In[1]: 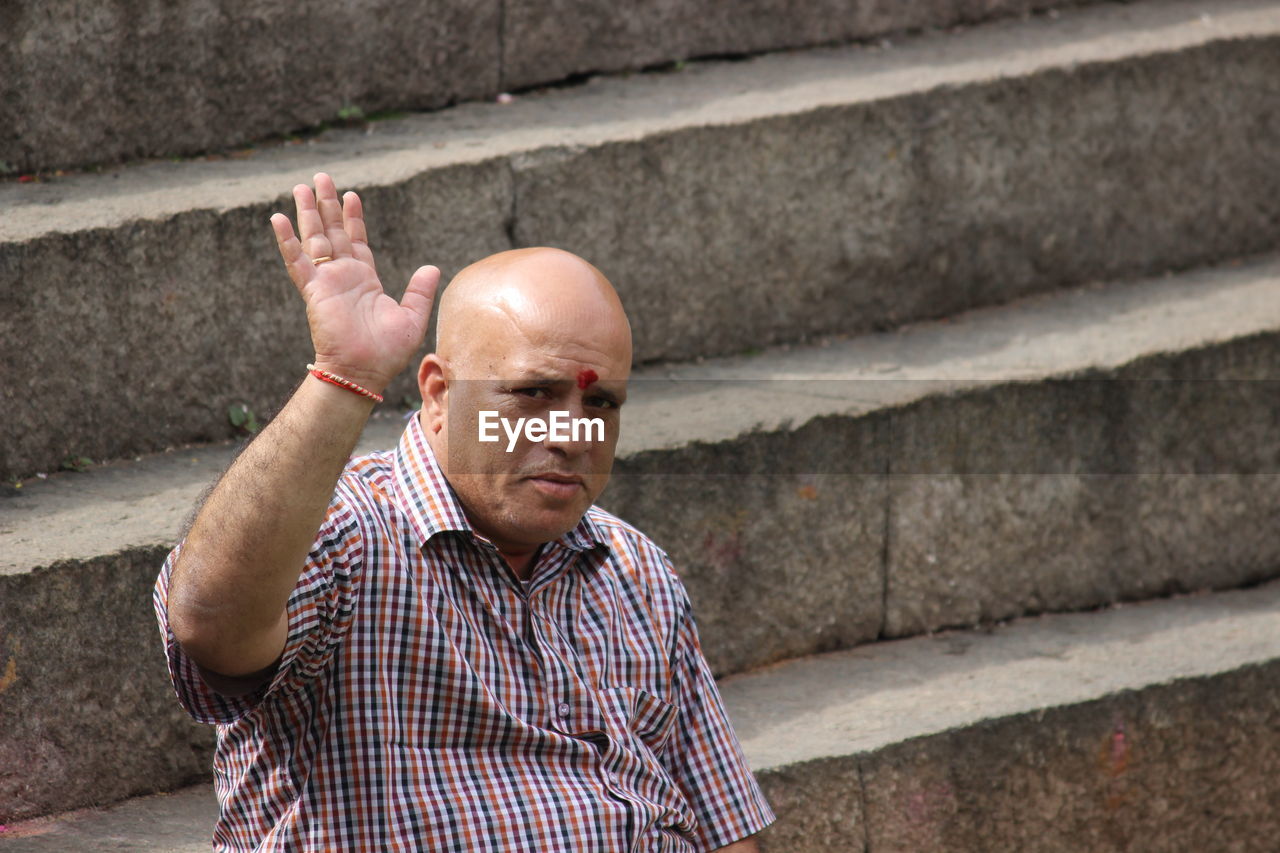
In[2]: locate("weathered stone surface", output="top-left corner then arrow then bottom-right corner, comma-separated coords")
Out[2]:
6,254 -> 1280,819
732,582 -> 1280,850
0,0 -> 500,174
0,785 -> 215,852
0,161 -> 512,481
858,664 -> 1280,851
512,35 -> 1280,364
600,417 -> 889,677
5,1 -> 1279,480
884,339 -> 1280,637
502,0 -> 1098,91
11,581 -> 1280,849
0,548 -> 214,824
1,0 -> 1118,175
753,757 -> 867,852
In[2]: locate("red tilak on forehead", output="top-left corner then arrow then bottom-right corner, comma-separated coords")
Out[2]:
576,368 -> 598,390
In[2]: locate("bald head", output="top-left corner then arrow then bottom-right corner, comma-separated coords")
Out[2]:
435,247 -> 631,376
416,247 -> 632,568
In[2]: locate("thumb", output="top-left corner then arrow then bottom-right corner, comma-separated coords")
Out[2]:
400,265 -> 441,325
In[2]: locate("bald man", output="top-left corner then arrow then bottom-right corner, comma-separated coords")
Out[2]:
155,174 -> 774,852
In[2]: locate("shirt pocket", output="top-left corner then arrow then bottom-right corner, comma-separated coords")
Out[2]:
597,685 -> 680,756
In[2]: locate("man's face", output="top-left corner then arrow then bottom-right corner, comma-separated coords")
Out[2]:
427,312 -> 630,556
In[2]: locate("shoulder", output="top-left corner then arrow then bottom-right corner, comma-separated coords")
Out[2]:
331,448 -> 398,514
307,448 -> 400,550
585,505 -> 684,591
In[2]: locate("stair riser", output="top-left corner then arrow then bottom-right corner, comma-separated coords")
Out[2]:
515,37 -> 1280,364
0,162 -> 513,482
602,335 -> 1280,675
503,0 -> 1100,94
0,0 -> 501,175
0,548 -> 212,823
755,661 -> 1280,851
6,35 -> 1278,481
4,1 -> 1103,174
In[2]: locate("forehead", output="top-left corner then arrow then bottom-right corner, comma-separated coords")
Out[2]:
471,299 -> 631,381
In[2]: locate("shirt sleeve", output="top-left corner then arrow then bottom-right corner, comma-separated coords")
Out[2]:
152,485 -> 366,725
661,571 -> 776,851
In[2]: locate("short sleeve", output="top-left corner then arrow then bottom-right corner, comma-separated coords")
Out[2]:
661,574 -> 776,850
152,487 -> 365,725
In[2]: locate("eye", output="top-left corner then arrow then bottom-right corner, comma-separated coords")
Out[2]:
585,395 -> 618,410
513,386 -> 551,399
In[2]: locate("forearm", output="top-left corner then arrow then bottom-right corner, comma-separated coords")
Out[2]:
167,375 -> 374,675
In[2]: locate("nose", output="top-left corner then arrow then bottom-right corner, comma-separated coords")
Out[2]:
542,399 -> 603,460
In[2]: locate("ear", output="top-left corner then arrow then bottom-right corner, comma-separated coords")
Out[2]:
418,353 -> 449,435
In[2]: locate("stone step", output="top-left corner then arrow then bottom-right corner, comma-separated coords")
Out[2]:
5,0 -> 1280,480
5,0 -> 1106,175
7,580 -> 1278,851
4,252 -> 1280,820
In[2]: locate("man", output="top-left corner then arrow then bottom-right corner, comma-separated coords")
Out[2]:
154,173 -> 774,851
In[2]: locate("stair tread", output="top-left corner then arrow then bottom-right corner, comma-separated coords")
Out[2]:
4,0 -> 1274,245
6,579 -> 1276,849
5,252 -> 1279,576
723,579 -> 1280,770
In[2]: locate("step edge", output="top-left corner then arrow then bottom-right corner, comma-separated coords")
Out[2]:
4,0 -> 1275,244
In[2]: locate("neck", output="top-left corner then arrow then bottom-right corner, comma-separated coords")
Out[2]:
500,545 -> 539,580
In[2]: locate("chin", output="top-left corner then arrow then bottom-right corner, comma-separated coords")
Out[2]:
505,497 -> 588,544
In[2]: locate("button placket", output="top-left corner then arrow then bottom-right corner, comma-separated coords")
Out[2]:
529,579 -> 607,739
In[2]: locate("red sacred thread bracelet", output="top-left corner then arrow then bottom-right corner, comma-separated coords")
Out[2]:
306,364 -> 384,403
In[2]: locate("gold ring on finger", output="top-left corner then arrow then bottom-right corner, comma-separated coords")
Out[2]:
312,256 -> 334,265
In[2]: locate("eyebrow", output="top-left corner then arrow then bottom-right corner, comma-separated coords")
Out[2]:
509,376 -> 626,407
587,386 -> 625,407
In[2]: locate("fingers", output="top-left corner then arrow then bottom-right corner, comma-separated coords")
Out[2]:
313,173 -> 354,258
270,212 -> 313,292
292,182 -> 330,260
401,265 -> 442,325
342,191 -> 377,271
274,174 -> 378,298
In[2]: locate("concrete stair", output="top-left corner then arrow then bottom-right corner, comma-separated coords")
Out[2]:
5,0 -> 1280,481
5,252 -> 1280,825
5,0 -> 1280,847
4,0 -> 1108,175
5,580 -> 1278,850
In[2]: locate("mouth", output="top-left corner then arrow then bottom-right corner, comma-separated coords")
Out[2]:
526,472 -> 584,499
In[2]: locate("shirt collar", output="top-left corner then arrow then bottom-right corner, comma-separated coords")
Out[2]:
392,413 -> 608,555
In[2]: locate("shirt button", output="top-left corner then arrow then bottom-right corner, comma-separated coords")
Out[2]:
556,702 -> 571,718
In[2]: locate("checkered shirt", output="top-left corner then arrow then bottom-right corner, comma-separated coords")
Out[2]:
153,413 -> 774,851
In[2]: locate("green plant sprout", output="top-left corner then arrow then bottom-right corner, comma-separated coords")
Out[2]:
228,403 -> 261,434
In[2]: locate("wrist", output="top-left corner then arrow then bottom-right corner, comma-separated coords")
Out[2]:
306,363 -> 386,403
307,356 -> 393,393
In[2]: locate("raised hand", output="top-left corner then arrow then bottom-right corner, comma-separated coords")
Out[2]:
270,172 -> 440,395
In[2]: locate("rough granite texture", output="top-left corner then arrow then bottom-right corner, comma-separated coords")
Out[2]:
600,420 -> 890,677
511,37 -> 1280,364
884,338 -> 1280,637
7,583 -> 1280,849
5,254 -> 1280,819
850,664 -> 1280,852
4,2 -> 1279,480
0,0 -> 501,174
501,0 -> 1100,90
0,160 -> 512,481
0,548 -> 213,824
3,0 -> 1106,174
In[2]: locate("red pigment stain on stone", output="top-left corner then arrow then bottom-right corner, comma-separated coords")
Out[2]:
577,369 -> 598,390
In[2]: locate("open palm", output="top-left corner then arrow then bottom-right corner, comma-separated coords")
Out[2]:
270,172 -> 440,394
